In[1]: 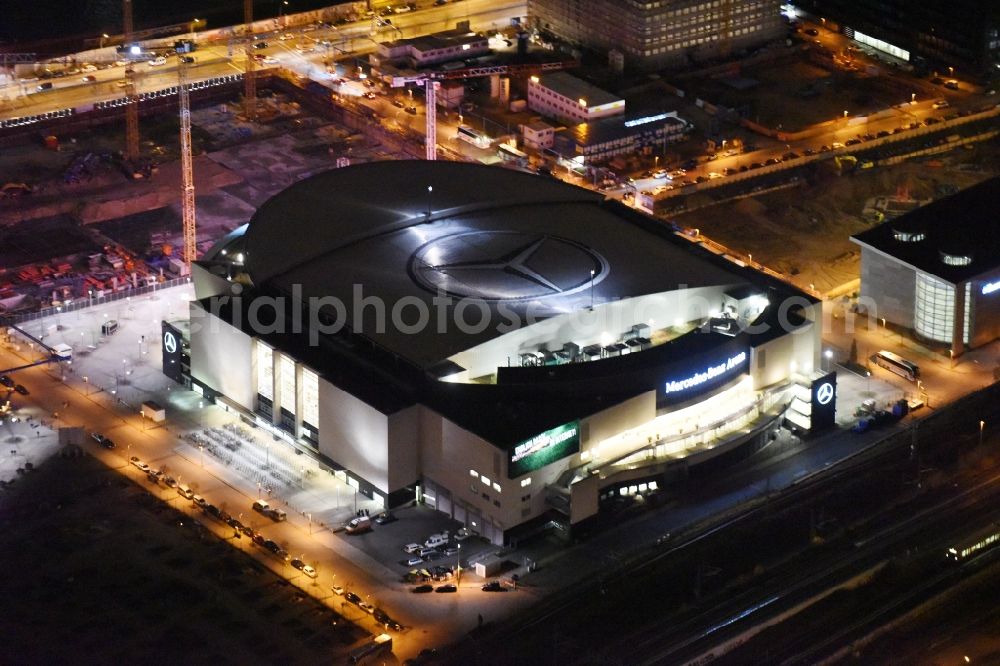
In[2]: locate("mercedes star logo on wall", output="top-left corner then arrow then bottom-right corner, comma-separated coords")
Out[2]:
816,382 -> 834,405
163,331 -> 178,355
409,231 -> 609,301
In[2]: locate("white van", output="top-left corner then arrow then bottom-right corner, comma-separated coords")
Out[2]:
176,484 -> 194,500
424,533 -> 448,548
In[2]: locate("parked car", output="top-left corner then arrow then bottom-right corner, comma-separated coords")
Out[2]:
82,75 -> 97,82
91,433 -> 116,449
177,484 -> 194,500
345,591 -> 362,605
147,56 -> 168,67
0,376 -> 13,388
346,516 -> 372,534
407,556 -> 424,567
435,584 -> 457,593
411,584 -> 434,593
405,105 -> 418,115
163,476 -> 178,488
455,527 -> 472,541
301,565 -> 318,578
331,584 -> 344,595
404,543 -> 422,554
482,581 -> 507,592
191,494 -> 207,508
374,511 -> 397,525
291,558 -> 306,571
129,457 -> 150,472
358,601 -> 376,613
14,384 -> 29,395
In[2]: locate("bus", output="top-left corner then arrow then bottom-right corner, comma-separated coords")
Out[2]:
870,350 -> 919,381
946,524 -> 1000,563
348,634 -> 392,664
457,124 -> 491,149
497,142 -> 529,167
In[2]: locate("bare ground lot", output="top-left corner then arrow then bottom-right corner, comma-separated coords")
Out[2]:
685,57 -> 902,132
0,452 -> 366,665
675,144 -> 1000,294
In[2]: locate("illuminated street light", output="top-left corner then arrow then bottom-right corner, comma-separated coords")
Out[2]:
980,420 -> 986,447
578,98 -> 587,107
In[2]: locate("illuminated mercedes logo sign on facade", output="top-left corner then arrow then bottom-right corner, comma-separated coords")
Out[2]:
816,382 -> 834,405
409,231 -> 609,301
163,331 -> 178,354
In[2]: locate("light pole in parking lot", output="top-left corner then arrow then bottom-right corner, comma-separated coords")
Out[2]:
308,512 -> 313,534
199,445 -> 204,467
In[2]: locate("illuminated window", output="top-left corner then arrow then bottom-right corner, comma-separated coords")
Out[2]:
481,474 -> 491,486
520,477 -> 532,488
469,469 -> 479,478
492,482 -> 501,493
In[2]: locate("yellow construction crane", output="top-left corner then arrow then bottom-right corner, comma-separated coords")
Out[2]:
178,58 -> 196,267
244,0 -> 257,121
123,0 -> 139,160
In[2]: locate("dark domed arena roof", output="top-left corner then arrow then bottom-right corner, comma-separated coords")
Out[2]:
240,161 -> 746,368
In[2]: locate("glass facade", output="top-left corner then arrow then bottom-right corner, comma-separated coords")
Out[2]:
914,273 -> 971,344
279,354 -> 296,417
256,342 -> 273,400
302,368 -> 319,430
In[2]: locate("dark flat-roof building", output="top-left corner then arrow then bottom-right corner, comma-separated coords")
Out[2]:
553,111 -> 691,163
852,177 -> 1000,355
183,161 -> 827,544
796,0 -> 1000,73
529,0 -> 785,70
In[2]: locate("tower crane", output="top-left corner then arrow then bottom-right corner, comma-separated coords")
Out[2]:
243,0 -> 256,120
178,58 -> 196,267
390,61 -> 576,161
123,0 -> 140,160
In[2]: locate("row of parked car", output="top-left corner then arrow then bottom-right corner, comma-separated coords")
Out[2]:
332,587 -> 404,630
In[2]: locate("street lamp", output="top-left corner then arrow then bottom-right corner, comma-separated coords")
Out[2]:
278,0 -> 289,20
911,92 -> 916,103
980,420 -> 986,446
100,33 -> 110,49
199,444 -> 204,467
589,269 -> 595,310
823,349 -> 833,371
843,110 -> 848,118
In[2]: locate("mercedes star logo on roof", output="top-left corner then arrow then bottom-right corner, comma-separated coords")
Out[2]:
409,231 -> 609,301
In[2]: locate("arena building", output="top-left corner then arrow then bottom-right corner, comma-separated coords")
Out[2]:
177,161 -> 831,544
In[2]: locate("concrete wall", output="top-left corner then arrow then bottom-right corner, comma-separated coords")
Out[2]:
858,246 -> 916,328
387,405 -> 421,491
189,302 -> 255,410
317,376 -> 390,493
583,390 -> 656,449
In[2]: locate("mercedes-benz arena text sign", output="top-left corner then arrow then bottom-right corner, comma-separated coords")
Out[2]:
663,350 -> 748,398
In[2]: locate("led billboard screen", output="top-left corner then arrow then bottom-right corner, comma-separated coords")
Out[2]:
508,421 -> 580,478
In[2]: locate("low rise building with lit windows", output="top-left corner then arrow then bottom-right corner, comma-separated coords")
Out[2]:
178,161 -> 831,544
851,177 -> 1000,355
527,71 -> 625,125
375,28 -> 489,68
552,111 -> 691,164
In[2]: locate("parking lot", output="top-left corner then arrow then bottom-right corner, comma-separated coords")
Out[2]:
336,504 -> 498,578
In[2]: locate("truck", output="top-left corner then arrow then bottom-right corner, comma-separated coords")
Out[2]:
348,634 -> 392,664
